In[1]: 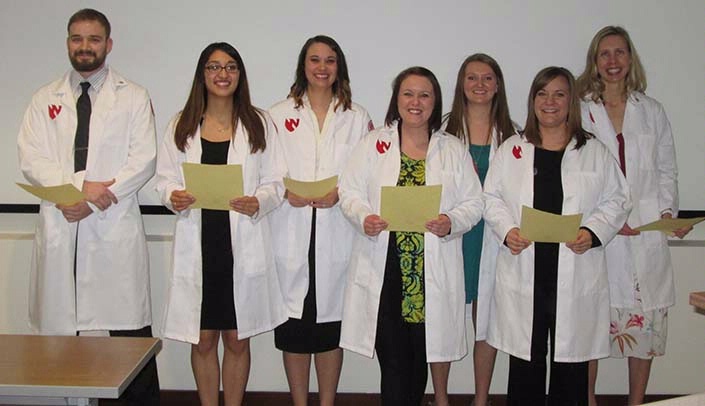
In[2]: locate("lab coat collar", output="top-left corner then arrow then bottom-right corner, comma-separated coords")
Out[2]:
51,67 -> 126,112
387,120 -> 448,161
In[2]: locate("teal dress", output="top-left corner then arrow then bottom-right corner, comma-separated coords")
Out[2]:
463,144 -> 491,303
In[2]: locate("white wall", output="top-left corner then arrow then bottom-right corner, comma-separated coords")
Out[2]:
1,0 -> 704,397
1,0 -> 704,209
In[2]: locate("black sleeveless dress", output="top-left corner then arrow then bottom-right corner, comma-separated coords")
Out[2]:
199,137 -> 237,330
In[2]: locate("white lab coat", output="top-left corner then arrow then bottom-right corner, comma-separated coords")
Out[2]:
473,129 -> 505,341
268,96 -> 372,322
155,112 -> 287,344
17,68 -> 156,334
338,123 -> 484,362
582,94 -> 677,310
442,121 -> 518,341
483,134 -> 631,362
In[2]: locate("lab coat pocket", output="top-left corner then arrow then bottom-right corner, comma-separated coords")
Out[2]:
101,109 -> 130,152
636,198 -> 660,229
242,257 -> 268,278
635,132 -> 657,170
352,265 -> 370,288
563,171 -> 601,212
351,239 -> 375,287
574,248 -> 606,295
237,220 -> 268,277
632,139 -> 657,199
495,249 -> 524,291
270,205 -> 303,261
83,230 -> 146,299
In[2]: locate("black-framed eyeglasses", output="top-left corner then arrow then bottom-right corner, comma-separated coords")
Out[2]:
205,63 -> 239,74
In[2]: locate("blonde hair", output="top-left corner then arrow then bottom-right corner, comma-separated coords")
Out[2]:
577,26 -> 647,102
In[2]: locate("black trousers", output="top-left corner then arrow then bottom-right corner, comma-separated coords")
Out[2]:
375,233 -> 427,406
109,326 -> 160,406
507,242 -> 588,406
507,319 -> 588,406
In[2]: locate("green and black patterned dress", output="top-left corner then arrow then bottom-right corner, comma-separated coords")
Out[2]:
394,152 -> 426,323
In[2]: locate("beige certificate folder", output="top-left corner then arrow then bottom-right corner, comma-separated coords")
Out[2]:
634,216 -> 705,232
182,163 -> 243,210
380,185 -> 442,233
284,175 -> 338,199
17,182 -> 84,205
519,205 -> 583,243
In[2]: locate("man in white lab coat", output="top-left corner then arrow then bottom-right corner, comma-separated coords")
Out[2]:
16,9 -> 158,405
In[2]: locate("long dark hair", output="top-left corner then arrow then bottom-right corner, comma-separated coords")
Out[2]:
523,66 -> 591,149
445,53 -> 514,146
174,42 -> 266,153
384,66 -> 443,135
288,35 -> 352,112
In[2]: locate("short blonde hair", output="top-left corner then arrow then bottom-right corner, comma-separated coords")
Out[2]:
577,26 -> 647,102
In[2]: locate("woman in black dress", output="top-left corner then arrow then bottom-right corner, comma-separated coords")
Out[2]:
268,35 -> 372,406
156,42 -> 286,406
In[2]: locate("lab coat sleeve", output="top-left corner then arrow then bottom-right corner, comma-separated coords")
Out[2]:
359,109 -> 374,135
483,144 -> 518,243
108,87 -> 157,202
252,113 -> 285,221
653,102 -> 678,216
581,146 -> 632,246
154,116 -> 187,215
17,93 -> 72,187
443,148 -> 484,240
339,137 -> 375,238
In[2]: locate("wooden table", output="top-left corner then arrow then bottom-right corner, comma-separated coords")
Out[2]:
689,291 -> 705,311
0,335 -> 161,405
642,392 -> 705,405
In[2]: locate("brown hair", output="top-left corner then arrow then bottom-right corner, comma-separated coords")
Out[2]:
444,53 -> 514,146
384,66 -> 443,135
523,67 -> 591,150
288,35 -> 352,112
174,42 -> 266,154
577,26 -> 647,102
67,8 -> 111,38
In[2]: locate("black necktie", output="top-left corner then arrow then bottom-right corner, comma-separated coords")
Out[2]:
74,81 -> 91,172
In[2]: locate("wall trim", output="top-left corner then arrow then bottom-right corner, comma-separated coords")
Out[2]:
0,204 -> 172,215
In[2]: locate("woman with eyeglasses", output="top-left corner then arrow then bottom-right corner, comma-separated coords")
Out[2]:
155,42 -> 287,406
578,26 -> 691,406
268,35 -> 372,406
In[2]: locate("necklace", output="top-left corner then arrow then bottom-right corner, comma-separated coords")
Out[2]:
205,115 -> 232,133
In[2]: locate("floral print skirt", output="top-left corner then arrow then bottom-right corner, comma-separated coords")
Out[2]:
609,274 -> 669,359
